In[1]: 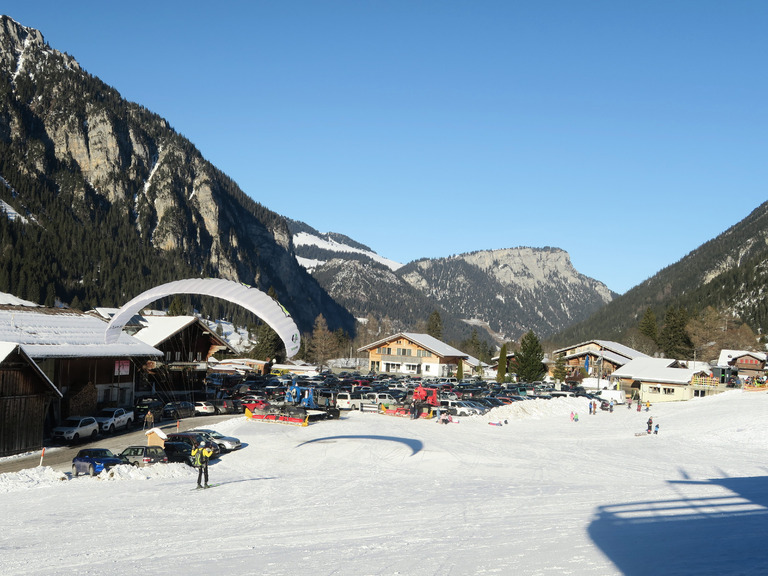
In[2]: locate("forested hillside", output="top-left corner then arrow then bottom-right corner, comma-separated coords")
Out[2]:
0,16 -> 354,334
552,201 -> 768,350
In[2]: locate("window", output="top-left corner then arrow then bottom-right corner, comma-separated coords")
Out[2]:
663,388 -> 675,395
649,386 -> 661,394
424,365 -> 431,372
417,350 -> 432,358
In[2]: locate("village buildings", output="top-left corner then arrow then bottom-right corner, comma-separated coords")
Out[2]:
358,332 -> 469,378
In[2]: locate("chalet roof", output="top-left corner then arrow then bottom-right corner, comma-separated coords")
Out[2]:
554,339 -> 649,361
0,342 -> 61,398
0,291 -> 38,307
0,306 -> 162,359
611,357 -> 710,385
717,349 -> 767,366
132,316 -> 234,353
359,332 -> 467,359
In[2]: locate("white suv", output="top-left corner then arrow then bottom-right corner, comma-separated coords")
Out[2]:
52,416 -> 99,442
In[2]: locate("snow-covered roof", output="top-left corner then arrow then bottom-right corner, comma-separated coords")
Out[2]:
554,339 -> 649,361
567,348 -> 635,368
717,349 -> 767,366
360,332 -> 467,359
132,316 -> 199,347
0,291 -> 38,307
145,427 -> 167,440
0,307 -> 162,359
132,315 -> 234,353
611,357 -> 710,385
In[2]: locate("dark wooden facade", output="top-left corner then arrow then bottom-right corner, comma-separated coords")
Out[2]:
0,346 -> 61,457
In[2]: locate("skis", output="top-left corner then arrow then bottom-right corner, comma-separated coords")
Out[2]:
191,483 -> 221,491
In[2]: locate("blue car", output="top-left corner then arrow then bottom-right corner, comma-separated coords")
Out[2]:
72,448 -> 126,477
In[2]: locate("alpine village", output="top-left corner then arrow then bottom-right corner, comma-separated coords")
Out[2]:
1,14 -> 768,461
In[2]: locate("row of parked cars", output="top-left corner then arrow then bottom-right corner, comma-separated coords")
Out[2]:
70,428 -> 242,477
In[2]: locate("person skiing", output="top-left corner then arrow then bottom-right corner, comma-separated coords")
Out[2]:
654,423 -> 660,435
192,441 -> 214,489
647,417 -> 653,434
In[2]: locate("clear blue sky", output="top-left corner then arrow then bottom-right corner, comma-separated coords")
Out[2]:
6,2 -> 767,294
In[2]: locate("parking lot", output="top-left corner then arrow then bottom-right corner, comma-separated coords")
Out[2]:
0,413 -> 237,475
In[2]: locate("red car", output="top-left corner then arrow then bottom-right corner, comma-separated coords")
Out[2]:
243,399 -> 270,411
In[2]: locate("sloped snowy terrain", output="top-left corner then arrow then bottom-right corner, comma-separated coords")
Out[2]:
2,391 -> 767,575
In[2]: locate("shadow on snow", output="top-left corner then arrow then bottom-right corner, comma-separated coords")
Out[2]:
588,472 -> 768,575
295,435 -> 423,456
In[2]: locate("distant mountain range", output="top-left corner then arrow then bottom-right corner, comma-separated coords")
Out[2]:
287,219 -> 615,342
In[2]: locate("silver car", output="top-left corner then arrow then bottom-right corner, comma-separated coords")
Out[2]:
193,429 -> 241,452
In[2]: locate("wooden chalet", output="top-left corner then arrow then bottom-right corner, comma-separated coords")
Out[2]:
716,350 -> 766,380
551,340 -> 648,381
0,305 -> 162,452
0,343 -> 62,457
130,316 -> 236,400
358,332 -> 468,377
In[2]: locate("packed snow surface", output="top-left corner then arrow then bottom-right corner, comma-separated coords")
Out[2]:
2,391 -> 768,575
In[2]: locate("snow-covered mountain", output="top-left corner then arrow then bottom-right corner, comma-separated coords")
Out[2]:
287,219 -> 402,272
289,216 -> 616,342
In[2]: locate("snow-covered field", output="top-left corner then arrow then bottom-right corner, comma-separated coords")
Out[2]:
2,391 -> 767,575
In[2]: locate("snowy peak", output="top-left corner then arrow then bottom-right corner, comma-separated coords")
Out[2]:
287,219 -> 402,272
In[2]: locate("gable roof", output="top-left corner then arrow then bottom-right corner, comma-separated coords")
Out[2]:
717,349 -> 767,366
554,339 -> 649,361
611,357 -> 709,385
0,306 -> 162,359
359,332 -> 468,359
132,316 -> 235,353
0,342 -> 61,398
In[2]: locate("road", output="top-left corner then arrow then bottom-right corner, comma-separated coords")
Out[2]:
0,414 -> 238,475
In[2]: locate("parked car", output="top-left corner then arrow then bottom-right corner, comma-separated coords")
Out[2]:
163,441 -> 194,466
336,391 -> 364,410
134,399 -> 164,424
210,398 -> 240,414
242,398 -> 270,411
194,401 -> 216,415
165,432 -> 221,458
71,448 -> 126,476
94,407 -> 135,433
162,401 -> 196,420
119,445 -> 168,467
193,428 -> 242,452
52,416 -> 99,443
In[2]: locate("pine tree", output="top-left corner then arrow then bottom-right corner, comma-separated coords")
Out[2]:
167,296 -> 187,316
456,360 -> 464,380
513,330 -> 545,382
659,307 -> 694,359
251,322 -> 284,362
552,352 -> 567,383
638,308 -> 658,344
426,310 -> 443,339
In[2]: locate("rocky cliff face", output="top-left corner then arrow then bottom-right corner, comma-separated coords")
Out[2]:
397,247 -> 615,340
0,16 -> 353,333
